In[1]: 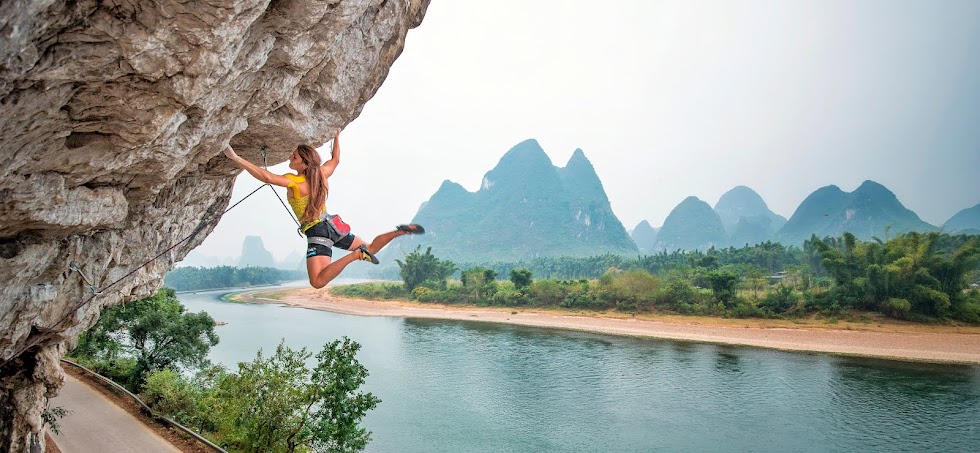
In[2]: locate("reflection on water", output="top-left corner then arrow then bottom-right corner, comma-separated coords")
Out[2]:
180,289 -> 980,453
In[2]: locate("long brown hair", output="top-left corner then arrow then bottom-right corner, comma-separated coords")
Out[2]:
296,144 -> 326,224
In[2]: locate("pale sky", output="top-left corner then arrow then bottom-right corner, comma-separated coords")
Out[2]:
191,0 -> 980,262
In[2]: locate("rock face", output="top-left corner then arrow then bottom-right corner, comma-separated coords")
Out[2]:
0,1 -> 428,450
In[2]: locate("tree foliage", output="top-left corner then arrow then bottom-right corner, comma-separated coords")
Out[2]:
350,233 -> 980,324
143,339 -> 380,453
165,266 -> 305,291
73,288 -> 219,391
509,268 -> 533,291
814,232 -> 980,320
395,245 -> 458,291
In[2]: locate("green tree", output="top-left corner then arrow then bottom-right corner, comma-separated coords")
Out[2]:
395,246 -> 457,291
741,265 -> 767,299
461,266 -> 499,302
308,338 -> 381,452
212,339 -> 379,453
73,288 -> 218,391
811,232 -> 980,320
510,268 -> 533,291
705,269 -> 740,307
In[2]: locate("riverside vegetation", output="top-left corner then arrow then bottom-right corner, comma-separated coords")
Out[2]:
165,266 -> 306,291
335,232 -> 980,324
69,288 -> 378,453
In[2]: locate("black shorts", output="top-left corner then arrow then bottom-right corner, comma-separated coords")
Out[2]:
304,221 -> 355,258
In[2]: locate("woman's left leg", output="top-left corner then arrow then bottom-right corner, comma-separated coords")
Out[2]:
346,229 -> 409,255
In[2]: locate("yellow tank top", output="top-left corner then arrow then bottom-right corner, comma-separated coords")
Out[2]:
284,174 -> 326,233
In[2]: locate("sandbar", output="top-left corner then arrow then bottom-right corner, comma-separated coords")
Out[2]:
229,287 -> 980,366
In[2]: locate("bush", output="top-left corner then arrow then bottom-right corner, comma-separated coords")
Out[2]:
596,268 -> 660,312
333,282 -> 407,300
730,298 -> 764,318
759,286 -> 801,314
880,298 -> 912,319
491,287 -> 525,306
142,368 -> 196,420
954,302 -> 980,324
558,281 -> 607,310
90,358 -> 137,385
656,276 -> 701,310
412,286 -> 434,300
531,280 -> 564,306
953,291 -> 980,324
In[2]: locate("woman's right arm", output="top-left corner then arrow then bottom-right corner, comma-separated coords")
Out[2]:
224,145 -> 292,187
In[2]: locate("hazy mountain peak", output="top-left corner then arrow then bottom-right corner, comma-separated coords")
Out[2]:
495,138 -> 551,167
714,185 -> 786,243
435,179 -> 467,194
559,147 -> 606,200
812,184 -> 846,196
630,220 -> 659,254
239,235 -> 275,268
854,179 -> 896,199
679,195 -> 708,207
568,148 -> 588,163
779,180 -> 936,245
943,203 -> 980,233
423,179 -> 470,211
716,186 -> 765,208
856,179 -> 888,191
653,196 -> 727,251
481,139 -> 557,192
401,139 -> 637,262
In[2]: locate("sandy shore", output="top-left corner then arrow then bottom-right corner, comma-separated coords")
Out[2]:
229,287 -> 980,366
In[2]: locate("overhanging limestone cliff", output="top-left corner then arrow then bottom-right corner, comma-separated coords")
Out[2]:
0,0 -> 429,450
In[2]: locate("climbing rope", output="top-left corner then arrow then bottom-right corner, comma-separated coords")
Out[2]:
3,142 -> 329,366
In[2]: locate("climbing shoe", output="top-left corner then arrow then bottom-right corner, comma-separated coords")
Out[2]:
357,244 -> 379,264
396,224 -> 425,234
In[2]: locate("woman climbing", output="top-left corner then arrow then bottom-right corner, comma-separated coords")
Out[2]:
223,131 -> 424,288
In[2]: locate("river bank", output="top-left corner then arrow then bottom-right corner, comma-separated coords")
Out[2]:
227,287 -> 980,365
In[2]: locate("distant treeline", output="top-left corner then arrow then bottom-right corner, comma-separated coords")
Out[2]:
345,233 -> 980,324
370,234 -> 979,282
165,266 -> 306,291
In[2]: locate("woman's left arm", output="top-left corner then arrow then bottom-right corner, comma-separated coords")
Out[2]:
320,131 -> 340,178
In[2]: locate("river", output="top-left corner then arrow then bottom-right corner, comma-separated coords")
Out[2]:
179,282 -> 980,452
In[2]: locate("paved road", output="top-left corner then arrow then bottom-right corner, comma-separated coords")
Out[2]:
49,374 -> 180,452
